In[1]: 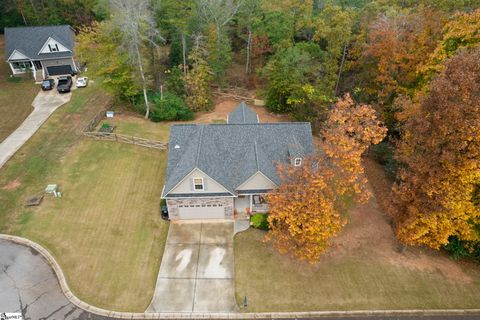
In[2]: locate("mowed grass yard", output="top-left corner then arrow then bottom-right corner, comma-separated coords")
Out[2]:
17,141 -> 168,311
235,230 -> 480,311
98,113 -> 171,142
233,102 -> 480,311
0,35 -> 38,142
0,80 -> 169,311
235,158 -> 480,312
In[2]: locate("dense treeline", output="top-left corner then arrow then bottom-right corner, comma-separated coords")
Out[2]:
0,0 -> 107,31
2,0 -> 480,261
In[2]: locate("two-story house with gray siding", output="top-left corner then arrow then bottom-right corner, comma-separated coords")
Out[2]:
4,25 -> 78,82
162,102 -> 314,220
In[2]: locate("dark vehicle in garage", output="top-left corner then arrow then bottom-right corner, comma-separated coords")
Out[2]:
41,78 -> 55,91
57,76 -> 72,93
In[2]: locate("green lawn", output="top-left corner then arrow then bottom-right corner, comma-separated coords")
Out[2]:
17,141 -> 168,311
235,229 -> 480,311
0,35 -> 38,143
99,114 -> 171,142
0,81 -> 169,311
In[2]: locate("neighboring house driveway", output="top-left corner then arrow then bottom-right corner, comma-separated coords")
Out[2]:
146,222 -> 236,313
0,89 -> 71,169
0,239 -> 107,320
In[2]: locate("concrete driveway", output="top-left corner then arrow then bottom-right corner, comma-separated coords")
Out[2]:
0,89 -> 71,168
146,222 -> 236,313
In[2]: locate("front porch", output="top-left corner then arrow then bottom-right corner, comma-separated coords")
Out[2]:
8,60 -> 44,82
234,194 -> 269,217
233,194 -> 268,235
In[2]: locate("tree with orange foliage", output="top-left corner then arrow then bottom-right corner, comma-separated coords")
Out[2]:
417,9 -> 480,89
362,8 -> 444,102
391,49 -> 480,249
359,8 -> 445,129
266,94 -> 386,263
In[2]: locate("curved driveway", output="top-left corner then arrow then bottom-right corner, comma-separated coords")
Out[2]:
0,89 -> 71,169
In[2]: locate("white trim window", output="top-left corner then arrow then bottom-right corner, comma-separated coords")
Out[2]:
193,177 -> 204,191
294,158 -> 302,166
11,61 -> 32,72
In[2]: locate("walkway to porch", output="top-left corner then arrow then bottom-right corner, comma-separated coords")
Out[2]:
233,196 -> 250,235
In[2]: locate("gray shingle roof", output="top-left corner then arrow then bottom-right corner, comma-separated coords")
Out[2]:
5,25 -> 74,61
164,122 -> 314,196
227,102 -> 259,124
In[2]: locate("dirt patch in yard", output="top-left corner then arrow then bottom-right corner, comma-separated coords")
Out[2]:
2,178 -> 21,190
326,156 -> 475,283
195,97 -> 289,124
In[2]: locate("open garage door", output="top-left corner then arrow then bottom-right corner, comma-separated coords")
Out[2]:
178,205 -> 225,220
47,65 -> 72,76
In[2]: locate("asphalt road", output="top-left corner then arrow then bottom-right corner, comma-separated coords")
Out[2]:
1,239 -> 479,320
0,239 -> 108,320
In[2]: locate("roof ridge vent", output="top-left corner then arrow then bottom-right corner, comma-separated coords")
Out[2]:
254,141 -> 259,171
195,125 -> 205,166
242,102 -> 246,123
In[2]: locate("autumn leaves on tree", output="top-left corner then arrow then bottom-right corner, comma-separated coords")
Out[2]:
266,94 -> 386,263
391,49 -> 480,249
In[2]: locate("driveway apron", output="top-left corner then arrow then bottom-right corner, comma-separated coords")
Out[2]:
146,222 -> 235,313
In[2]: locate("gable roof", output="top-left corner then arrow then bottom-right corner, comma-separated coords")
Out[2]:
227,102 -> 259,124
163,122 -> 314,196
5,25 -> 74,61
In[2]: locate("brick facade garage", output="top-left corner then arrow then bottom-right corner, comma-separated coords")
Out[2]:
167,197 -> 234,220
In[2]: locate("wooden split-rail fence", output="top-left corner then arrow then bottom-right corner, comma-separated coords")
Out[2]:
81,110 -> 168,150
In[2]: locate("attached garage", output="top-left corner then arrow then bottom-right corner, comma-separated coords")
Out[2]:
178,204 -> 225,220
166,197 -> 234,220
46,65 -> 73,76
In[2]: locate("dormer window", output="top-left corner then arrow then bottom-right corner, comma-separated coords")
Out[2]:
48,44 -> 59,52
294,158 -> 302,166
193,177 -> 204,190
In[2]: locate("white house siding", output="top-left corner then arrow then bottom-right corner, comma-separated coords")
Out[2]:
39,37 -> 71,54
167,197 -> 234,220
235,171 -> 276,191
168,168 -> 230,194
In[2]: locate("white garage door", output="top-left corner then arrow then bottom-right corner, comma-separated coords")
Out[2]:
178,205 -> 225,220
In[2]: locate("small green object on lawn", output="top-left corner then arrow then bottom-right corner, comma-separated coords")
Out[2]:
45,184 -> 58,195
99,122 -> 115,133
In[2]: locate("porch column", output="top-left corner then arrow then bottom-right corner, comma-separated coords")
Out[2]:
71,57 -> 78,72
8,62 -> 16,75
30,60 -> 36,80
249,195 -> 252,212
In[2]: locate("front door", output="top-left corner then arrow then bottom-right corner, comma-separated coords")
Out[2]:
235,196 -> 250,213
33,60 -> 42,70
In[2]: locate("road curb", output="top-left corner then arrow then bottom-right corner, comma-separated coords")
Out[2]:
1,234 -> 480,319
